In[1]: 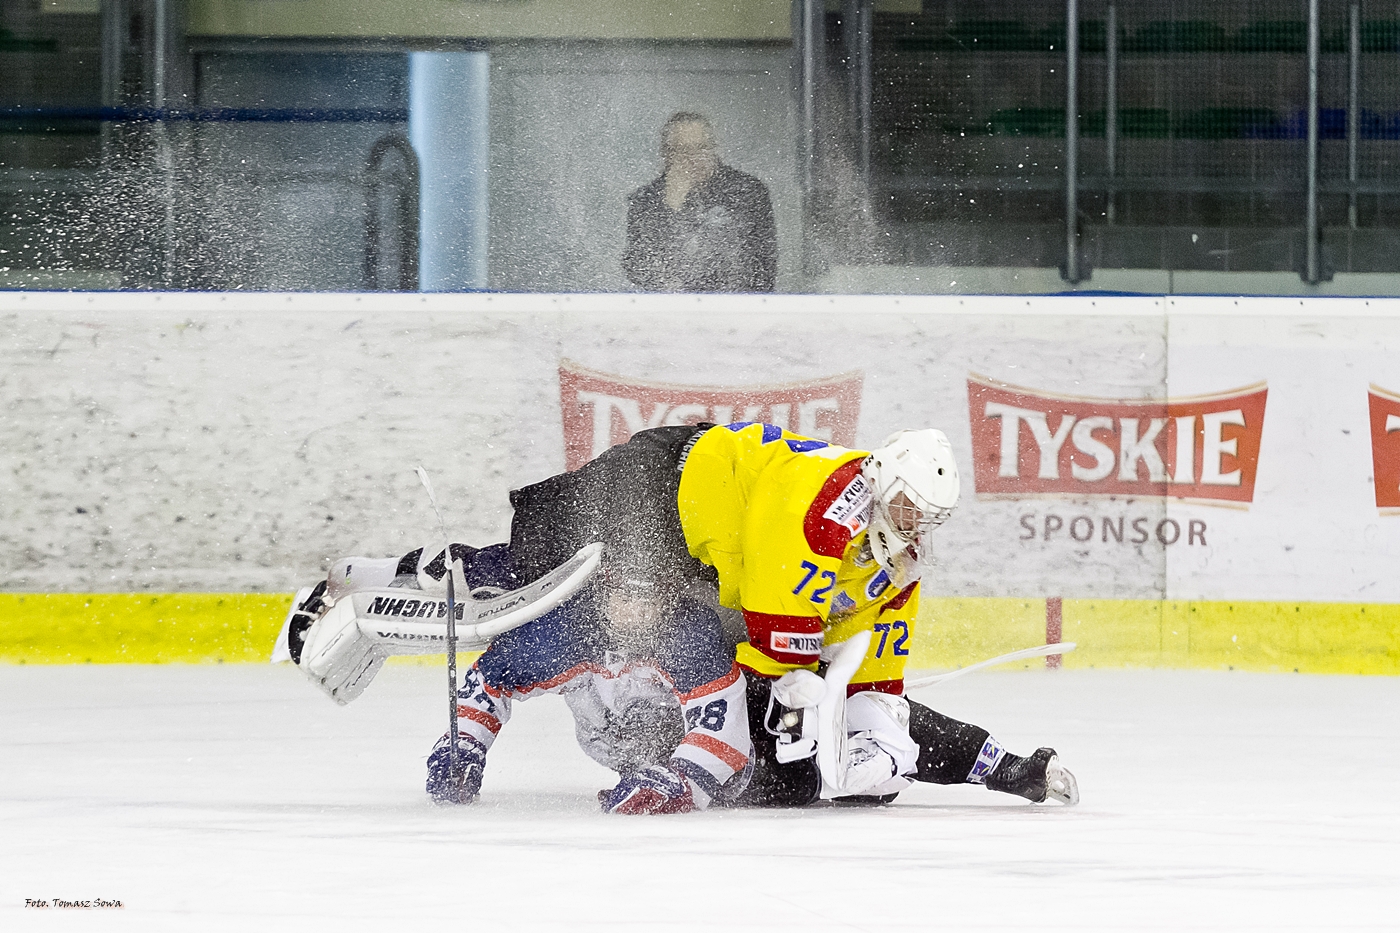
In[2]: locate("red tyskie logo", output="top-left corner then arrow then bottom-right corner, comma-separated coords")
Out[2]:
967,374 -> 1268,505
559,360 -> 863,470
1369,384 -> 1400,512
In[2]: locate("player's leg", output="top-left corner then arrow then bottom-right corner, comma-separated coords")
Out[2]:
507,425 -> 715,589
907,698 -> 1079,805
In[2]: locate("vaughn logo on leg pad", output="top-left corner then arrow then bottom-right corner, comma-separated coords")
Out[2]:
366,596 -> 463,620
771,632 -> 822,655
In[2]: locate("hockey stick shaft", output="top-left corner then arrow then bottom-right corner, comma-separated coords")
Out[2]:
903,642 -> 1077,690
416,466 -> 463,794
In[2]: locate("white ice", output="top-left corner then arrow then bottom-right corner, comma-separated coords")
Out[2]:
3,665 -> 1397,931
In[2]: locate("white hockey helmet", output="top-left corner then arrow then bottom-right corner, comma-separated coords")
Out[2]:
862,428 -> 961,585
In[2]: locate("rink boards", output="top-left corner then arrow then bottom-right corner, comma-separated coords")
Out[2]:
2,291 -> 1399,673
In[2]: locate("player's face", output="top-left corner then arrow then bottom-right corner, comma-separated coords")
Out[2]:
663,122 -> 718,180
887,490 -> 925,537
605,589 -> 659,642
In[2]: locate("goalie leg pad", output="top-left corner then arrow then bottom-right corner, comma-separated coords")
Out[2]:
834,692 -> 919,798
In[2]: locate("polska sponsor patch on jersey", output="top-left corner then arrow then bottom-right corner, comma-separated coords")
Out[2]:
822,473 -> 872,535
770,632 -> 822,655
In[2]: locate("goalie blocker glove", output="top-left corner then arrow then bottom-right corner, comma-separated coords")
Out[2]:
598,764 -> 697,815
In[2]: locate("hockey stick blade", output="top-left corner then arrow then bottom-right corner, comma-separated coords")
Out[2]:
903,642 -> 1078,690
816,629 -> 872,800
349,542 -> 603,653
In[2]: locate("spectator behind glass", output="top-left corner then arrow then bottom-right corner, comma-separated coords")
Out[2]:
622,113 -> 777,293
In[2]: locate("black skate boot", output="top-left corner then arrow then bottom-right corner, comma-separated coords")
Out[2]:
985,747 -> 1079,805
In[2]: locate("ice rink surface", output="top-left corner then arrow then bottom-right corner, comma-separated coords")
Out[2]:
3,664 -> 1398,931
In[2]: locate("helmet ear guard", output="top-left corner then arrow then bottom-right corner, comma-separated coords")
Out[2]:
861,429 -> 961,585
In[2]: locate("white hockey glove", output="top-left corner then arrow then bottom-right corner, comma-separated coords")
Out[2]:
765,669 -> 825,763
773,668 -> 826,708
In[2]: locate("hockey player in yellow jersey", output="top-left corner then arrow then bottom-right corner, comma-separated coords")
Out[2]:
676,422 -> 937,686
673,423 -> 949,801
487,421 -> 1074,808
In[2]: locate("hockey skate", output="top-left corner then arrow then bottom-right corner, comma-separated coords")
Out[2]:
985,747 -> 1079,805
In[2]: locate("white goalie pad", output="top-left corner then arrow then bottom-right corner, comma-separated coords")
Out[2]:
283,542 -> 603,705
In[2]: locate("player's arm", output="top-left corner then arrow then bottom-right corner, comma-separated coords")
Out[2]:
600,602 -> 755,815
426,662 -> 507,804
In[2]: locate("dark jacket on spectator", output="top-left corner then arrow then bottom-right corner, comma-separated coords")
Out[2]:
622,164 -> 777,292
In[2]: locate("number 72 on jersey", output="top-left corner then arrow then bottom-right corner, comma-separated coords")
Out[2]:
793,560 -> 909,658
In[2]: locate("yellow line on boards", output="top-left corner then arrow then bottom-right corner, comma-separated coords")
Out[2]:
917,597 -> 1400,676
0,593 -> 293,664
2,593 -> 1397,675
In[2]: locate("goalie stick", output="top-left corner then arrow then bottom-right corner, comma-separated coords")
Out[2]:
903,642 -> 1078,690
815,629 -> 873,800
415,466 -> 465,801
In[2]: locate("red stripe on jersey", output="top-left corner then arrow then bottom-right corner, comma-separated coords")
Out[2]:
457,706 -> 503,734
848,680 -> 905,698
680,732 -> 751,772
676,663 -> 741,703
801,458 -> 867,559
879,581 -> 919,615
483,661 -> 600,699
741,609 -> 823,666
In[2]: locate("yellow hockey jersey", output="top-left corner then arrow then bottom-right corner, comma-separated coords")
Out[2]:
676,422 -> 920,690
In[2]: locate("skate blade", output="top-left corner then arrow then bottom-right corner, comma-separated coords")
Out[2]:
1044,756 -> 1080,806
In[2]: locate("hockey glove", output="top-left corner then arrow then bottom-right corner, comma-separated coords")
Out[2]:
425,738 -> 487,805
598,763 -> 696,815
